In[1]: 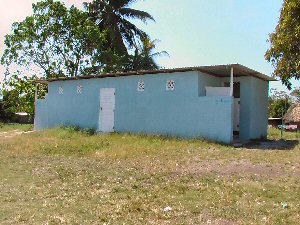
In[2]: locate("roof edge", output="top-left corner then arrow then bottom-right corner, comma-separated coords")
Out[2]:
35,64 -> 277,83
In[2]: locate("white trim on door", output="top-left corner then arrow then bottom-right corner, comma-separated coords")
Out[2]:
99,88 -> 115,132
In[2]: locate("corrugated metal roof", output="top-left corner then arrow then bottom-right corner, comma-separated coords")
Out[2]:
36,63 -> 277,83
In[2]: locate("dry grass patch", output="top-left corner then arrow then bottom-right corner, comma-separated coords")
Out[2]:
0,125 -> 300,224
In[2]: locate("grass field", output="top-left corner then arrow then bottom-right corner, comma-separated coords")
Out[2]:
0,124 -> 300,224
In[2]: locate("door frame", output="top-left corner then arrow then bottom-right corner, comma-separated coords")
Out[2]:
98,88 -> 115,132
224,82 -> 240,135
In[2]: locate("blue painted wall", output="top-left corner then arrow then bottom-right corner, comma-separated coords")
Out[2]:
35,71 -> 234,143
221,76 -> 268,140
249,77 -> 268,139
35,93 -> 49,130
198,72 -> 221,96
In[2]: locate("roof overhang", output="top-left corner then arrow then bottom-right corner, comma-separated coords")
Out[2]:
35,63 -> 277,83
197,64 -> 276,81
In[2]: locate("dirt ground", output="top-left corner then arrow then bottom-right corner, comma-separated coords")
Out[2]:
0,129 -> 34,138
1,127 -> 300,224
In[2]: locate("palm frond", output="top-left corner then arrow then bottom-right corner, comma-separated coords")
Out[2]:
110,0 -> 136,9
118,8 -> 155,22
120,29 -> 136,48
86,0 -> 154,56
120,19 -> 148,38
150,51 -> 169,58
120,19 -> 148,48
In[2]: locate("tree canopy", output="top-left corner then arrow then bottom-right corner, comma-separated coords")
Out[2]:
1,0 -> 105,78
124,38 -> 168,71
1,0 -> 162,78
84,0 -> 155,56
1,74 -> 36,119
268,89 -> 291,118
265,0 -> 300,89
0,0 -> 164,118
290,87 -> 300,102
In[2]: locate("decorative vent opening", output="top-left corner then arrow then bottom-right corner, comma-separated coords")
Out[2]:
137,81 -> 145,92
166,80 -> 175,91
77,85 -> 83,94
58,86 -> 64,94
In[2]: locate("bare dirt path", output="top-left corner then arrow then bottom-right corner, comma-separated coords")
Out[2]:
0,129 -> 34,138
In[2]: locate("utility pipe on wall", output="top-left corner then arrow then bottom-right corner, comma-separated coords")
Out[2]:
230,66 -> 234,96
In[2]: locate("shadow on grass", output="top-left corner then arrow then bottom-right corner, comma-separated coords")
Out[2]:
242,139 -> 299,150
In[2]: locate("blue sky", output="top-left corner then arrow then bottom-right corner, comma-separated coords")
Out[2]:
132,0 -> 299,92
0,0 -> 298,92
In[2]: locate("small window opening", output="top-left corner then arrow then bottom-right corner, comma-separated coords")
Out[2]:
77,85 -> 83,94
137,81 -> 145,92
166,80 -> 175,91
58,86 -> 64,94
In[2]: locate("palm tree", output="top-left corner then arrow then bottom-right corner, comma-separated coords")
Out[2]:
84,0 -> 154,56
125,38 -> 169,71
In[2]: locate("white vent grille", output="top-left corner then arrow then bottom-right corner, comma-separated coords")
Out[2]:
77,85 -> 83,94
166,80 -> 175,91
58,86 -> 64,94
137,81 -> 145,92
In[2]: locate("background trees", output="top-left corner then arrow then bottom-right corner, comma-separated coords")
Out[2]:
124,38 -> 169,71
265,0 -> 300,89
0,0 -> 165,122
1,0 -> 105,78
291,87 -> 300,102
1,0 -> 163,77
0,74 -> 37,121
84,0 -> 155,57
268,89 -> 291,118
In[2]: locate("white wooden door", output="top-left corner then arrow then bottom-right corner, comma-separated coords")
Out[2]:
99,88 -> 115,132
233,98 -> 240,132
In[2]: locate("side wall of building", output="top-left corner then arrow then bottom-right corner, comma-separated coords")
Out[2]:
34,71 -> 234,143
248,77 -> 269,139
221,76 -> 268,140
34,94 -> 49,130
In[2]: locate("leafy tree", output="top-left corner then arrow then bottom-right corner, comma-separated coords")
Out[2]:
268,89 -> 291,118
83,38 -> 168,73
0,98 -> 9,122
84,0 -> 154,56
1,0 -> 105,78
290,87 -> 300,102
269,98 -> 291,118
265,0 -> 300,89
1,74 -> 37,120
0,0 -> 163,124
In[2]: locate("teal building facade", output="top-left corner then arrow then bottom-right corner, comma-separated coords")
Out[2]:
34,64 -> 274,143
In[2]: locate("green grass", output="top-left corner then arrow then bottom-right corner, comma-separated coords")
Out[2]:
268,127 -> 300,140
0,124 -> 300,224
0,123 -> 33,132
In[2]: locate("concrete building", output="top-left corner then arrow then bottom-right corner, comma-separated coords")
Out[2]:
34,64 -> 275,143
